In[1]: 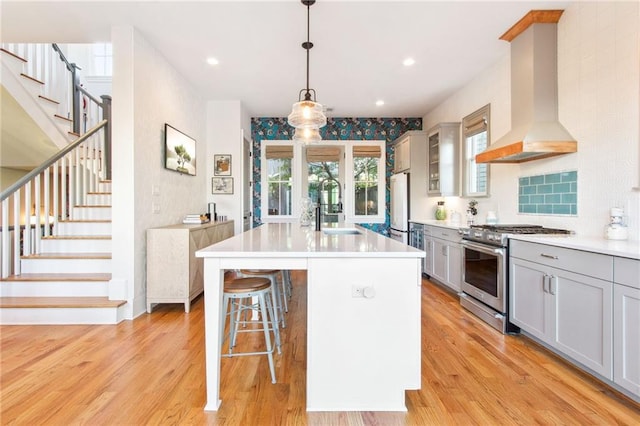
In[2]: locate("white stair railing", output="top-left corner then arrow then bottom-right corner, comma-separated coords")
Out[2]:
0,121 -> 108,279
1,43 -> 71,121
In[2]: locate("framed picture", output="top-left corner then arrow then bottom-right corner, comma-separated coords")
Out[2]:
212,177 -> 233,194
164,123 -> 196,176
214,154 -> 232,176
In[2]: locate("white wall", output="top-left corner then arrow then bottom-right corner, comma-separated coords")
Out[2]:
422,1 -> 640,240
206,100 -> 252,236
111,26 -> 207,319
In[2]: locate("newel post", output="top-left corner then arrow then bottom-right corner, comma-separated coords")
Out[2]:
101,95 -> 113,180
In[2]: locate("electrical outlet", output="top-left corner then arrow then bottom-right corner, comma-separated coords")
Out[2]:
152,203 -> 160,214
352,285 -> 364,298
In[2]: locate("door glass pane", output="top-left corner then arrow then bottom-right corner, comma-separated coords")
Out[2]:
308,159 -> 341,223
267,158 -> 292,215
354,157 -> 378,216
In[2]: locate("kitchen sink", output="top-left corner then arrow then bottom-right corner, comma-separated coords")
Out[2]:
322,228 -> 361,235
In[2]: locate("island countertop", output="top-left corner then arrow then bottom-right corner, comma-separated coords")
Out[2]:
196,223 -> 425,259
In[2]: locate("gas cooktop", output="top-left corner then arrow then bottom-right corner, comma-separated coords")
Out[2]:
470,224 -> 573,235
461,224 -> 573,247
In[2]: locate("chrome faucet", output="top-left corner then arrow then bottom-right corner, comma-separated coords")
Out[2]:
315,178 -> 343,231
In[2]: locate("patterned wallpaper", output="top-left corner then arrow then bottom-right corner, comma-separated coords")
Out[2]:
250,117 -> 422,234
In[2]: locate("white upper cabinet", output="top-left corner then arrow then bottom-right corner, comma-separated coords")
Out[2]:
392,131 -> 426,174
427,123 -> 460,196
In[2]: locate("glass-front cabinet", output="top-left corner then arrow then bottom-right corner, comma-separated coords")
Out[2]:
427,122 -> 460,196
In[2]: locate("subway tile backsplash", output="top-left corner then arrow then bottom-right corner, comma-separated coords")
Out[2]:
519,171 -> 577,215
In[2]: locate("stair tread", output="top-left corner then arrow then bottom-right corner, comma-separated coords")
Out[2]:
0,48 -> 27,62
87,192 -> 112,195
54,114 -> 73,122
1,273 -> 111,282
42,235 -> 111,240
0,297 -> 125,308
22,253 -> 111,260
20,73 -> 44,85
59,219 -> 111,223
38,94 -> 60,105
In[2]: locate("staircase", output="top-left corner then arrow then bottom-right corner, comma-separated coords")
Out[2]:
0,180 -> 126,324
0,45 -> 125,324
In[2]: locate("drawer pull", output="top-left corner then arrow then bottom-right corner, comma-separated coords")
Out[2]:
540,253 -> 558,260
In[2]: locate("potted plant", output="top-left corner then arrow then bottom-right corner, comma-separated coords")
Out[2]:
467,200 -> 478,225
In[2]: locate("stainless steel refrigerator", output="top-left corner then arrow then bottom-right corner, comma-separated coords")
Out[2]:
389,172 -> 409,244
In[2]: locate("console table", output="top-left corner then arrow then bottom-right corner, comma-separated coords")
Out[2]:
146,220 -> 233,313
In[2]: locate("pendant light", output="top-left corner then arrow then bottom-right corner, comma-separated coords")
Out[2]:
292,127 -> 322,145
288,0 -> 327,137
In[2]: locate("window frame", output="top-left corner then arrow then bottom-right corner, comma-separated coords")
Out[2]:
260,140 -> 386,224
462,104 -> 491,198
260,141 -> 300,222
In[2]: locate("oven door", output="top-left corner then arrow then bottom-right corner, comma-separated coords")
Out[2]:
461,240 -> 506,313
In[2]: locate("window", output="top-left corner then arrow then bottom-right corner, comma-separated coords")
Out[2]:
462,105 -> 490,197
263,145 -> 293,217
353,145 -> 381,217
260,140 -> 385,224
306,146 -> 342,224
92,43 -> 112,76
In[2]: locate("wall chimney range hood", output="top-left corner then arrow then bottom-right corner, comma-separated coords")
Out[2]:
476,10 -> 577,164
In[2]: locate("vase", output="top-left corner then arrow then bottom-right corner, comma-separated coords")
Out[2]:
300,197 -> 313,226
435,201 -> 447,221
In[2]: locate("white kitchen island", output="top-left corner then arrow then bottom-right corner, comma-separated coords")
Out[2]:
196,223 -> 425,412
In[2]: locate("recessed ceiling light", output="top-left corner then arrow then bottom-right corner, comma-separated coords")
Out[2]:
403,58 -> 415,67
206,57 -> 219,66
376,100 -> 385,107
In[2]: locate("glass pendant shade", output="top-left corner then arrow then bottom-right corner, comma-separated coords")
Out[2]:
292,127 -> 322,145
288,100 -> 326,129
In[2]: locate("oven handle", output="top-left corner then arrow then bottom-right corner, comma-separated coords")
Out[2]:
461,240 -> 506,256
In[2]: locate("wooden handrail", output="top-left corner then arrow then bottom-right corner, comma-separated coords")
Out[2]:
0,120 -> 107,202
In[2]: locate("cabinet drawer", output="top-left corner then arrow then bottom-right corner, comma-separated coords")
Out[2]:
510,240 -> 613,281
614,257 -> 640,289
429,226 -> 461,243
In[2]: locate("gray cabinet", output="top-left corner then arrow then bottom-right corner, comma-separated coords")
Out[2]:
424,227 -> 434,277
146,220 -> 234,313
427,123 -> 460,196
392,131 -> 427,174
510,240 -> 613,379
613,257 -> 640,397
427,225 -> 462,292
393,135 -> 411,173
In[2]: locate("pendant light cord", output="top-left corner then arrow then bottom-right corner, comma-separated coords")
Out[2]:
306,1 -> 310,94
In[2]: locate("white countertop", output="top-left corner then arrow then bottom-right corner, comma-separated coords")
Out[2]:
409,219 -> 465,230
196,223 -> 425,258
509,235 -> 640,260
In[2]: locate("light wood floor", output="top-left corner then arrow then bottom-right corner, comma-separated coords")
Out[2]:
1,272 -> 638,425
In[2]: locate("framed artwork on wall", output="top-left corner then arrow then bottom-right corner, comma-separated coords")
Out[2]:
212,177 -> 233,194
164,123 -> 196,176
214,154 -> 232,176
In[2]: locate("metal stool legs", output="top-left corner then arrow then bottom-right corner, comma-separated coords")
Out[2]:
221,277 -> 280,383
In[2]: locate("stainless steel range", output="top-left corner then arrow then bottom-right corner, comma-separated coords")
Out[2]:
459,224 -> 572,333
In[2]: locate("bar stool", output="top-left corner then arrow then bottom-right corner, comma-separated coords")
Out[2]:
238,269 -> 288,327
221,276 -> 280,383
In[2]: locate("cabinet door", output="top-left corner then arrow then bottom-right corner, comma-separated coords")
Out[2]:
394,138 -> 410,173
424,237 -> 434,276
432,238 -> 448,285
446,243 -> 462,292
509,258 -> 548,341
614,283 -> 640,396
552,270 -> 613,378
427,132 -> 440,194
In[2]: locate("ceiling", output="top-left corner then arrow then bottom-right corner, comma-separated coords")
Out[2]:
1,0 -> 571,118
